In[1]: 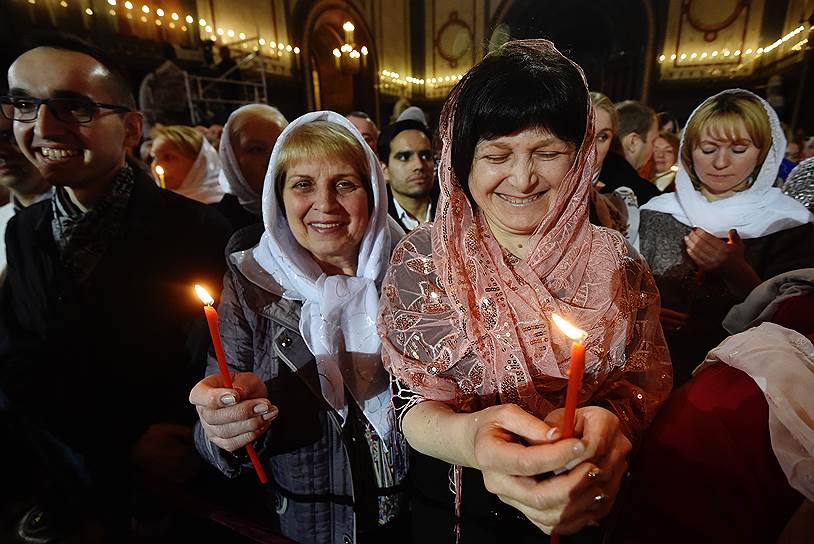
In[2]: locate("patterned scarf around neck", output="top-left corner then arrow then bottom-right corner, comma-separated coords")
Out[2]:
51,163 -> 134,285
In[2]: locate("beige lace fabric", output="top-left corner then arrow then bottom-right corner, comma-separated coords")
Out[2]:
377,40 -> 672,443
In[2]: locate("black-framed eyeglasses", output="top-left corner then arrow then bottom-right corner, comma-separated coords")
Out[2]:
0,95 -> 132,124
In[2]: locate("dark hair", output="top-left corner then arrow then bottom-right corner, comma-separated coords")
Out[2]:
448,42 -> 588,197
348,110 -> 373,121
616,100 -> 656,141
377,119 -> 433,162
17,32 -> 136,110
657,111 -> 679,134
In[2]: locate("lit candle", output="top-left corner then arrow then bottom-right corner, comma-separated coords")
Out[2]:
154,164 -> 166,189
550,313 -> 588,544
194,284 -> 268,484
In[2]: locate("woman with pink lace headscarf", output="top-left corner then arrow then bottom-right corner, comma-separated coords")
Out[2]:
377,40 -> 672,542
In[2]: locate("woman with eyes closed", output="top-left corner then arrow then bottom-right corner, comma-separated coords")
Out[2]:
378,40 -> 671,543
189,112 -> 409,544
640,89 -> 814,385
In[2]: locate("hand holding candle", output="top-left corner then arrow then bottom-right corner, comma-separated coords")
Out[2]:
154,164 -> 166,189
194,284 -> 268,484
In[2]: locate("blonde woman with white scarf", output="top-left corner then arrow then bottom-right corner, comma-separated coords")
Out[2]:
639,89 -> 814,385
189,111 -> 408,544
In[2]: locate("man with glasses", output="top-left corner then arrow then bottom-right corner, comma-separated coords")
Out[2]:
0,34 -> 230,540
0,111 -> 51,283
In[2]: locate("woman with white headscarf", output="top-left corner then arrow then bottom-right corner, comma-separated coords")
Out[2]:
640,89 -> 814,385
216,104 -> 288,230
189,111 -> 408,544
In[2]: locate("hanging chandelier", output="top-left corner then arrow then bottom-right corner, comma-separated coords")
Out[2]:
332,21 -> 368,74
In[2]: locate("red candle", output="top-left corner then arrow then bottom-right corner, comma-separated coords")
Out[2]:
195,284 -> 268,484
550,313 -> 588,544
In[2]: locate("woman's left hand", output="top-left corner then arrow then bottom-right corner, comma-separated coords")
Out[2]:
684,228 -> 743,272
539,406 -> 632,534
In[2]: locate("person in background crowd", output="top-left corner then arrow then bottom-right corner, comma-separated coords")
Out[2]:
639,89 -> 814,385
137,43 -> 189,137
149,124 -> 237,224
218,104 -> 288,230
190,112 -> 409,544
0,108 -> 51,281
0,33 -> 230,540
378,118 -> 436,231
596,101 -> 661,205
652,131 -> 679,191
657,111 -> 680,134
347,110 -> 379,154
589,91 -> 639,246
378,40 -> 671,543
396,106 -> 429,126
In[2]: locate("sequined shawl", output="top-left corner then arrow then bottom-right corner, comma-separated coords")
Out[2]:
377,40 -> 672,441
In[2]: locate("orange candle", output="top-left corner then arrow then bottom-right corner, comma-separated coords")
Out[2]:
195,285 -> 268,484
550,313 -> 588,544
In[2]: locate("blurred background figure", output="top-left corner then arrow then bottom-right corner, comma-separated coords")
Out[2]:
657,111 -> 680,134
217,104 -> 288,230
783,156 -> 814,212
346,110 -> 379,154
652,131 -> 679,191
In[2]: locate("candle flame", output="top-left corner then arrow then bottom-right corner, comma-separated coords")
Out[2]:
551,313 -> 587,341
154,165 -> 164,176
194,284 -> 215,306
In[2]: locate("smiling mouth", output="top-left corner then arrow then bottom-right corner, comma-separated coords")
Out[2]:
497,192 -> 545,206
38,147 -> 81,161
308,222 -> 347,232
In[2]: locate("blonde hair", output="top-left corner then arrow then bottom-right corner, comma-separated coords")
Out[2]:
682,91 -> 772,189
274,120 -> 372,212
229,104 -> 289,137
149,125 -> 203,159
590,91 -> 618,134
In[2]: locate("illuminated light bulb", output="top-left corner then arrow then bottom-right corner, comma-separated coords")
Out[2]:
700,52 -> 707,58
199,18 -> 206,26
27,0 -> 35,4
293,46 -> 300,54
259,38 -> 266,45
205,25 -> 212,33
711,50 -> 718,57
745,48 -> 753,54
141,5 -> 148,13
361,46 -> 368,55
269,41 -> 276,48
181,25 -> 187,31
670,53 -> 677,60
155,19 -> 162,26
124,1 -> 133,9
286,44 -> 293,52
444,76 -> 450,81
343,21 -> 355,32
60,0 -> 68,6
109,8 -> 116,15
277,43 -> 284,50
239,32 -> 246,40
85,7 -> 93,14
658,54 -> 665,62
156,8 -> 164,16
734,49 -> 741,55
107,0 -> 116,5
140,15 -> 147,22
756,47 -> 764,54
169,22 -> 175,29
209,34 -> 216,41
216,27 -> 224,35
680,53 -> 687,60
185,14 -> 193,23
227,29 -> 235,38
431,77 -> 436,83
690,52 -> 697,59
723,50 -> 730,56
171,12 -> 179,21
333,48 -> 341,58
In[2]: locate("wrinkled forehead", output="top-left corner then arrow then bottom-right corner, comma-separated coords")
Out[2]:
8,47 -> 118,103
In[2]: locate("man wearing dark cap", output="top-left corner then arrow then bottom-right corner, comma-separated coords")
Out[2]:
377,119 -> 436,231
0,34 -> 230,539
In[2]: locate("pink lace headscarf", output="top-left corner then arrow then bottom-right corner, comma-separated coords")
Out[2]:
378,40 -> 672,441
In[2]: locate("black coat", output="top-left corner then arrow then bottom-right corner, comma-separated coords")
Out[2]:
599,151 -> 661,206
0,166 -> 231,469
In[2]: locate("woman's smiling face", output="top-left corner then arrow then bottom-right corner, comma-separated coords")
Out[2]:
468,127 -> 575,248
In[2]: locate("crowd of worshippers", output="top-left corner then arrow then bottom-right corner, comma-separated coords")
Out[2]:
1,31 -> 814,544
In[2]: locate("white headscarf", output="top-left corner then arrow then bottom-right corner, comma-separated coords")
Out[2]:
218,104 -> 285,215
173,138 -> 225,204
642,89 -> 813,238
251,111 -> 394,441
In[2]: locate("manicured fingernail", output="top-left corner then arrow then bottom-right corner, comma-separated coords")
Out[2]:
253,403 -> 268,414
220,394 -> 236,406
262,407 -> 278,421
546,427 -> 560,440
572,440 -> 586,454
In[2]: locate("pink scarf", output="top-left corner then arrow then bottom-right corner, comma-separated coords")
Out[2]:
379,40 -> 671,441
